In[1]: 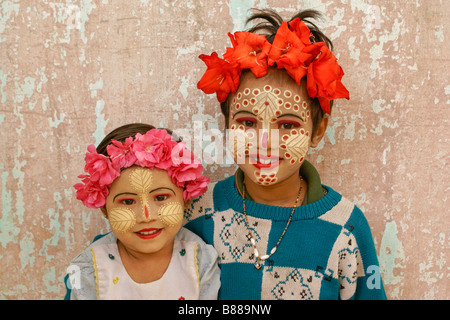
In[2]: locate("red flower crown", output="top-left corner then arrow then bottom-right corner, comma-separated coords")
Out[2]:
197,18 -> 349,114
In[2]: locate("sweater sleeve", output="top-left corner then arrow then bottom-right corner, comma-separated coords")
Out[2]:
342,207 -> 387,300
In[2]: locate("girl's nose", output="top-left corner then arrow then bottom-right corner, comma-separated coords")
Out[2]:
259,127 -> 279,152
261,130 -> 268,149
136,204 -> 154,223
144,205 -> 150,219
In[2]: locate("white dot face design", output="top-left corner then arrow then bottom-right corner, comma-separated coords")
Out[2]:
230,86 -> 311,184
228,125 -> 260,166
253,168 -> 279,186
232,85 -> 310,126
158,202 -> 184,227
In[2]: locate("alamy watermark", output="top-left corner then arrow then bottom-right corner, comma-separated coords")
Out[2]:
66,265 -> 81,290
366,265 -> 382,289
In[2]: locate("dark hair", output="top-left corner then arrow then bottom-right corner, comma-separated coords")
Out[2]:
220,8 -> 334,137
96,123 -> 179,157
96,123 -> 155,156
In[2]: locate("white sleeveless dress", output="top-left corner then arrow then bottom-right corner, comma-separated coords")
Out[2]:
91,240 -> 200,300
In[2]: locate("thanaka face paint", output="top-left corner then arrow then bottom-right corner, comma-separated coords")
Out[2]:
103,167 -> 186,256
227,80 -> 313,186
158,202 -> 184,227
105,167 -> 185,233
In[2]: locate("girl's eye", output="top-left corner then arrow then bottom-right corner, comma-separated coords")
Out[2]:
236,117 -> 257,128
154,194 -> 169,202
278,121 -> 301,130
119,198 -> 136,205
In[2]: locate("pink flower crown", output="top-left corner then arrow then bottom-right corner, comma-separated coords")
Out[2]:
74,129 -> 210,208
197,18 -> 349,114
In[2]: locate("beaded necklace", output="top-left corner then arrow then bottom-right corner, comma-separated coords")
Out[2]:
242,179 -> 303,269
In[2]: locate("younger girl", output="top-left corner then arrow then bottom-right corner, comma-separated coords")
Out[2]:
187,9 -> 386,300
65,123 -> 220,300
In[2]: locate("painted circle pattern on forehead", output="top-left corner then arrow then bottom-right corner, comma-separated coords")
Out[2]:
232,86 -> 309,124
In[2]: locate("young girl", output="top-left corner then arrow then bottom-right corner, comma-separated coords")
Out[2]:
186,9 -> 386,299
65,123 -> 220,300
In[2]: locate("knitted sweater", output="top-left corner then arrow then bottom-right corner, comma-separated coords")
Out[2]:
183,175 -> 387,300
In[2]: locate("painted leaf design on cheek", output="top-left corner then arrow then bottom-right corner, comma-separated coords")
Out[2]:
158,202 -> 184,227
281,129 -> 309,165
109,208 -> 136,232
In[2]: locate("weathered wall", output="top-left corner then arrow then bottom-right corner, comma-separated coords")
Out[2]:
0,0 -> 448,299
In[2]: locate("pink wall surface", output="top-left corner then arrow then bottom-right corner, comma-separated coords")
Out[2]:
0,0 -> 448,299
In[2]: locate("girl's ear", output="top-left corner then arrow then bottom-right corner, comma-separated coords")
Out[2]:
100,206 -> 108,219
310,114 -> 329,148
184,199 -> 191,210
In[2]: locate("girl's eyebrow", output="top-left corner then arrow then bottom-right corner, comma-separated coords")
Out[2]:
149,187 -> 176,195
233,110 -> 257,119
113,192 -> 137,202
277,113 -> 305,122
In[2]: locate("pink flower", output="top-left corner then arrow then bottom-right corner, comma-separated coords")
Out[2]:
74,129 -> 210,208
168,144 -> 204,188
183,175 -> 210,201
84,145 -> 120,186
107,137 -> 136,169
74,175 -> 108,208
132,129 -> 177,168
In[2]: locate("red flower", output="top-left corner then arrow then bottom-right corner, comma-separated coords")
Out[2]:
268,20 -> 321,84
197,52 -> 241,103
306,45 -> 349,114
223,31 -> 271,78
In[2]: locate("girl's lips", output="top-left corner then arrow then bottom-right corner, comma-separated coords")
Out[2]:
135,228 -> 162,240
252,161 -> 281,169
249,154 -> 281,169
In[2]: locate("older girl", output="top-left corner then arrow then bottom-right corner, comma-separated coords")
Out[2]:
187,9 -> 386,300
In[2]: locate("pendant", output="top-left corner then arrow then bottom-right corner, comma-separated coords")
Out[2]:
254,260 -> 262,270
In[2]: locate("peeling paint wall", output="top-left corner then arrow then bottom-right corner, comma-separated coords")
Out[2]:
1,0 -> 448,299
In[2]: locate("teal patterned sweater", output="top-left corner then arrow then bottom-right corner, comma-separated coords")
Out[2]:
183,175 -> 387,300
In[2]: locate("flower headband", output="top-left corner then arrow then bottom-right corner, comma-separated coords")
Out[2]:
74,129 -> 210,208
197,18 -> 349,114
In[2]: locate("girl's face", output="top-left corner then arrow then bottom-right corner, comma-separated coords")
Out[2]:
227,70 -> 317,187
103,167 -> 186,256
